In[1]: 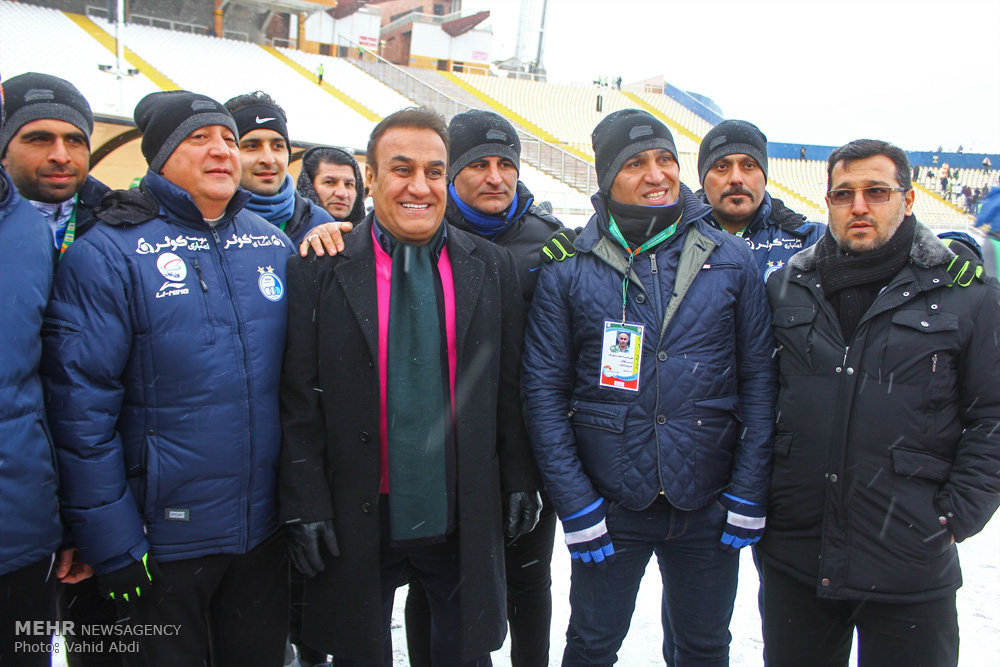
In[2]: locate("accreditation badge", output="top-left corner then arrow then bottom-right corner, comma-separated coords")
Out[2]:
599,321 -> 643,391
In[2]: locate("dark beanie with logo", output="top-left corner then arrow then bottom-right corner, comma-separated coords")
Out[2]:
0,72 -> 93,158
134,90 -> 237,172
697,119 -> 768,185
447,109 -> 520,181
592,109 -> 677,192
228,101 -> 290,148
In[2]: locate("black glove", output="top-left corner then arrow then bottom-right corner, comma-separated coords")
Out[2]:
941,237 -> 984,287
540,228 -> 577,263
768,196 -> 807,228
286,520 -> 340,578
504,491 -> 542,540
98,553 -> 158,603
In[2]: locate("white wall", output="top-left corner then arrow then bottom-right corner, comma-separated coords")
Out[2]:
410,22 -> 491,62
303,8 -> 379,47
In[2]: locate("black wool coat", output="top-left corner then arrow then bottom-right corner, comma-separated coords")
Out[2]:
278,215 -> 539,662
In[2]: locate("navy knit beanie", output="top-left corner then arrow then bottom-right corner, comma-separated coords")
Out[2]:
447,110 -> 520,181
592,109 -> 677,192
0,72 -> 93,158
134,90 -> 237,172
698,119 -> 768,185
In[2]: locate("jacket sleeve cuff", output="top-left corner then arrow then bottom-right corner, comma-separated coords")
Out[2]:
64,490 -> 147,568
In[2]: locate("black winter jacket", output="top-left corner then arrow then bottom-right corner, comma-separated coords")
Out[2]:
760,219 -> 1000,602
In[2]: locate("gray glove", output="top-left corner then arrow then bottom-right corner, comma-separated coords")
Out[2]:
286,520 -> 340,578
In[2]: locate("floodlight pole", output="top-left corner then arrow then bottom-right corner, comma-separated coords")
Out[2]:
534,0 -> 547,75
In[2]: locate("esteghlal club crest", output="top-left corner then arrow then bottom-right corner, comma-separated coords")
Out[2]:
257,266 -> 284,302
156,252 -> 187,282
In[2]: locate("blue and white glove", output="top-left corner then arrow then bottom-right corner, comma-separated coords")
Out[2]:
562,498 -> 615,567
719,493 -> 766,552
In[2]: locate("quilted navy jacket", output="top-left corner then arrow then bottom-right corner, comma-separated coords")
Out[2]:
0,168 -> 61,575
42,171 -> 291,573
522,185 -> 776,518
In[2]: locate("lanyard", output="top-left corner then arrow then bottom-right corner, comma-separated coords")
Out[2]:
607,213 -> 680,324
58,203 -> 78,257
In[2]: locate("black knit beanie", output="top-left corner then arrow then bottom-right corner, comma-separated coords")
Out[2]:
0,72 -> 93,158
698,119 -> 768,185
134,90 -> 237,172
230,102 -> 290,147
592,109 -> 677,192
447,110 -> 520,181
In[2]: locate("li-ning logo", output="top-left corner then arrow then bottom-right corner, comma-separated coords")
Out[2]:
486,129 -> 507,141
191,100 -> 216,111
24,88 -> 55,102
709,135 -> 728,150
629,125 -> 653,140
255,116 -> 276,124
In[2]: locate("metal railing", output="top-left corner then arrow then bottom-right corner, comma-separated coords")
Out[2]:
343,41 -> 595,194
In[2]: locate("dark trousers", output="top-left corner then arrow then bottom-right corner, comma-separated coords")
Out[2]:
290,568 -> 331,665
0,556 -> 57,667
562,497 -> 738,667
760,559 -> 959,667
406,500 -> 556,667
59,577 -> 122,667
117,530 -> 289,667
338,507 -> 490,667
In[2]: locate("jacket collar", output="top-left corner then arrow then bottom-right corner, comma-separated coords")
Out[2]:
788,217 -> 949,273
575,182 -> 713,253
144,170 -> 251,231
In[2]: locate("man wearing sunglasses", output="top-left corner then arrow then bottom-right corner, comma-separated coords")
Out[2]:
759,139 -> 1000,667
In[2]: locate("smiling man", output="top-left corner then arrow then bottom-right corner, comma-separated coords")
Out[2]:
522,108 -> 776,666
41,90 -> 292,666
223,91 -> 344,249
405,109 -> 567,667
760,138 -> 1000,667
279,106 -> 538,665
0,72 -> 109,259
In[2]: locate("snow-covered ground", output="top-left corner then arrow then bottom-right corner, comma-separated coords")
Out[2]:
385,512 -> 1000,666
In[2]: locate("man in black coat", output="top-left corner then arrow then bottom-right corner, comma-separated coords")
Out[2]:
405,108 -> 562,667
279,107 -> 541,665
761,139 -> 1000,667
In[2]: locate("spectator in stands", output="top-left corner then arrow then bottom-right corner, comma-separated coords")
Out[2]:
0,75 -> 90,667
404,109 -> 572,667
522,109 -> 776,665
0,72 -> 109,258
224,91 -> 335,244
296,145 -> 366,224
42,90 -> 292,666
316,63 -> 324,85
696,119 -> 823,282
983,155 -> 992,171
0,71 -> 118,667
977,187 -> 1000,277
279,106 -> 539,665
760,138 -> 999,667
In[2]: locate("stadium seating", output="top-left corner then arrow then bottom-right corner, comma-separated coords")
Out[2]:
0,1 -> 160,116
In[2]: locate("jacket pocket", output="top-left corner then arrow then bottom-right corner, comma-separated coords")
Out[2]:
773,432 -> 792,457
570,399 -> 628,433
882,310 -> 959,389
771,306 -> 817,372
890,446 -> 952,483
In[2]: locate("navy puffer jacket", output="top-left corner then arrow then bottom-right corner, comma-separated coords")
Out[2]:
42,171 -> 291,573
522,185 -> 776,518
0,168 -> 61,575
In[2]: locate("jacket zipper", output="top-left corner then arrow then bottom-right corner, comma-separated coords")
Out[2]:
210,226 -> 255,552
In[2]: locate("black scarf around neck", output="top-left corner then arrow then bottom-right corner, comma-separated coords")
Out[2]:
815,215 -> 916,339
606,196 -> 684,248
